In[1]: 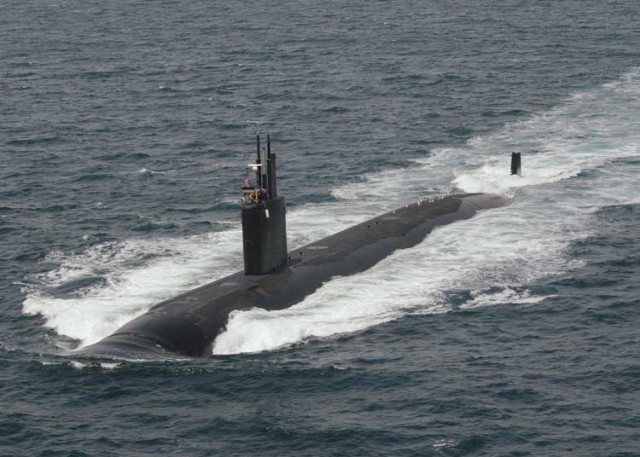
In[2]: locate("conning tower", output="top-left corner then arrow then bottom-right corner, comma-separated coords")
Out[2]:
241,134 -> 288,275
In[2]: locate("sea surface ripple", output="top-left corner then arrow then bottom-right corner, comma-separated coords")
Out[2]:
1,0 -> 640,455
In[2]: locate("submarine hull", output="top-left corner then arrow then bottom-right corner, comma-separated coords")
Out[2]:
78,193 -> 508,358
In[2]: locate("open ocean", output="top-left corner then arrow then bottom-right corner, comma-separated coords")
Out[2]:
2,0 -> 640,455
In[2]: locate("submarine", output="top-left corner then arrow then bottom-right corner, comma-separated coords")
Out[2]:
78,135 -> 509,358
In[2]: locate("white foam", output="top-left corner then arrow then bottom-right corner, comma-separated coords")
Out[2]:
23,69 -> 640,354
139,168 -> 167,175
214,68 -> 640,354
59,360 -> 122,370
459,288 -> 555,310
70,361 -> 86,370
23,230 -> 244,347
433,439 -> 458,451
213,201 -> 584,354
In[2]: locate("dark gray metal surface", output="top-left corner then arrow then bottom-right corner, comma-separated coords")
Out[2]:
242,196 -> 288,275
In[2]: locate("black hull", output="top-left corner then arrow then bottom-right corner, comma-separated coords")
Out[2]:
78,193 -> 507,358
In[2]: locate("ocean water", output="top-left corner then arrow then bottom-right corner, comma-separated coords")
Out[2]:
2,0 -> 640,455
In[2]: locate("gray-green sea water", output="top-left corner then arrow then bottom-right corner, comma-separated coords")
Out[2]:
2,0 -> 640,455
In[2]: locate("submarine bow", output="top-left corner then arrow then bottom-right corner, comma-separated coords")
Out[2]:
78,137 -> 508,358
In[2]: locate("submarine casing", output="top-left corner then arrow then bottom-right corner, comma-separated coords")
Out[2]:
78,193 -> 508,358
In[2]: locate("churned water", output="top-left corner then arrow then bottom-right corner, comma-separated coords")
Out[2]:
2,0 -> 640,455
